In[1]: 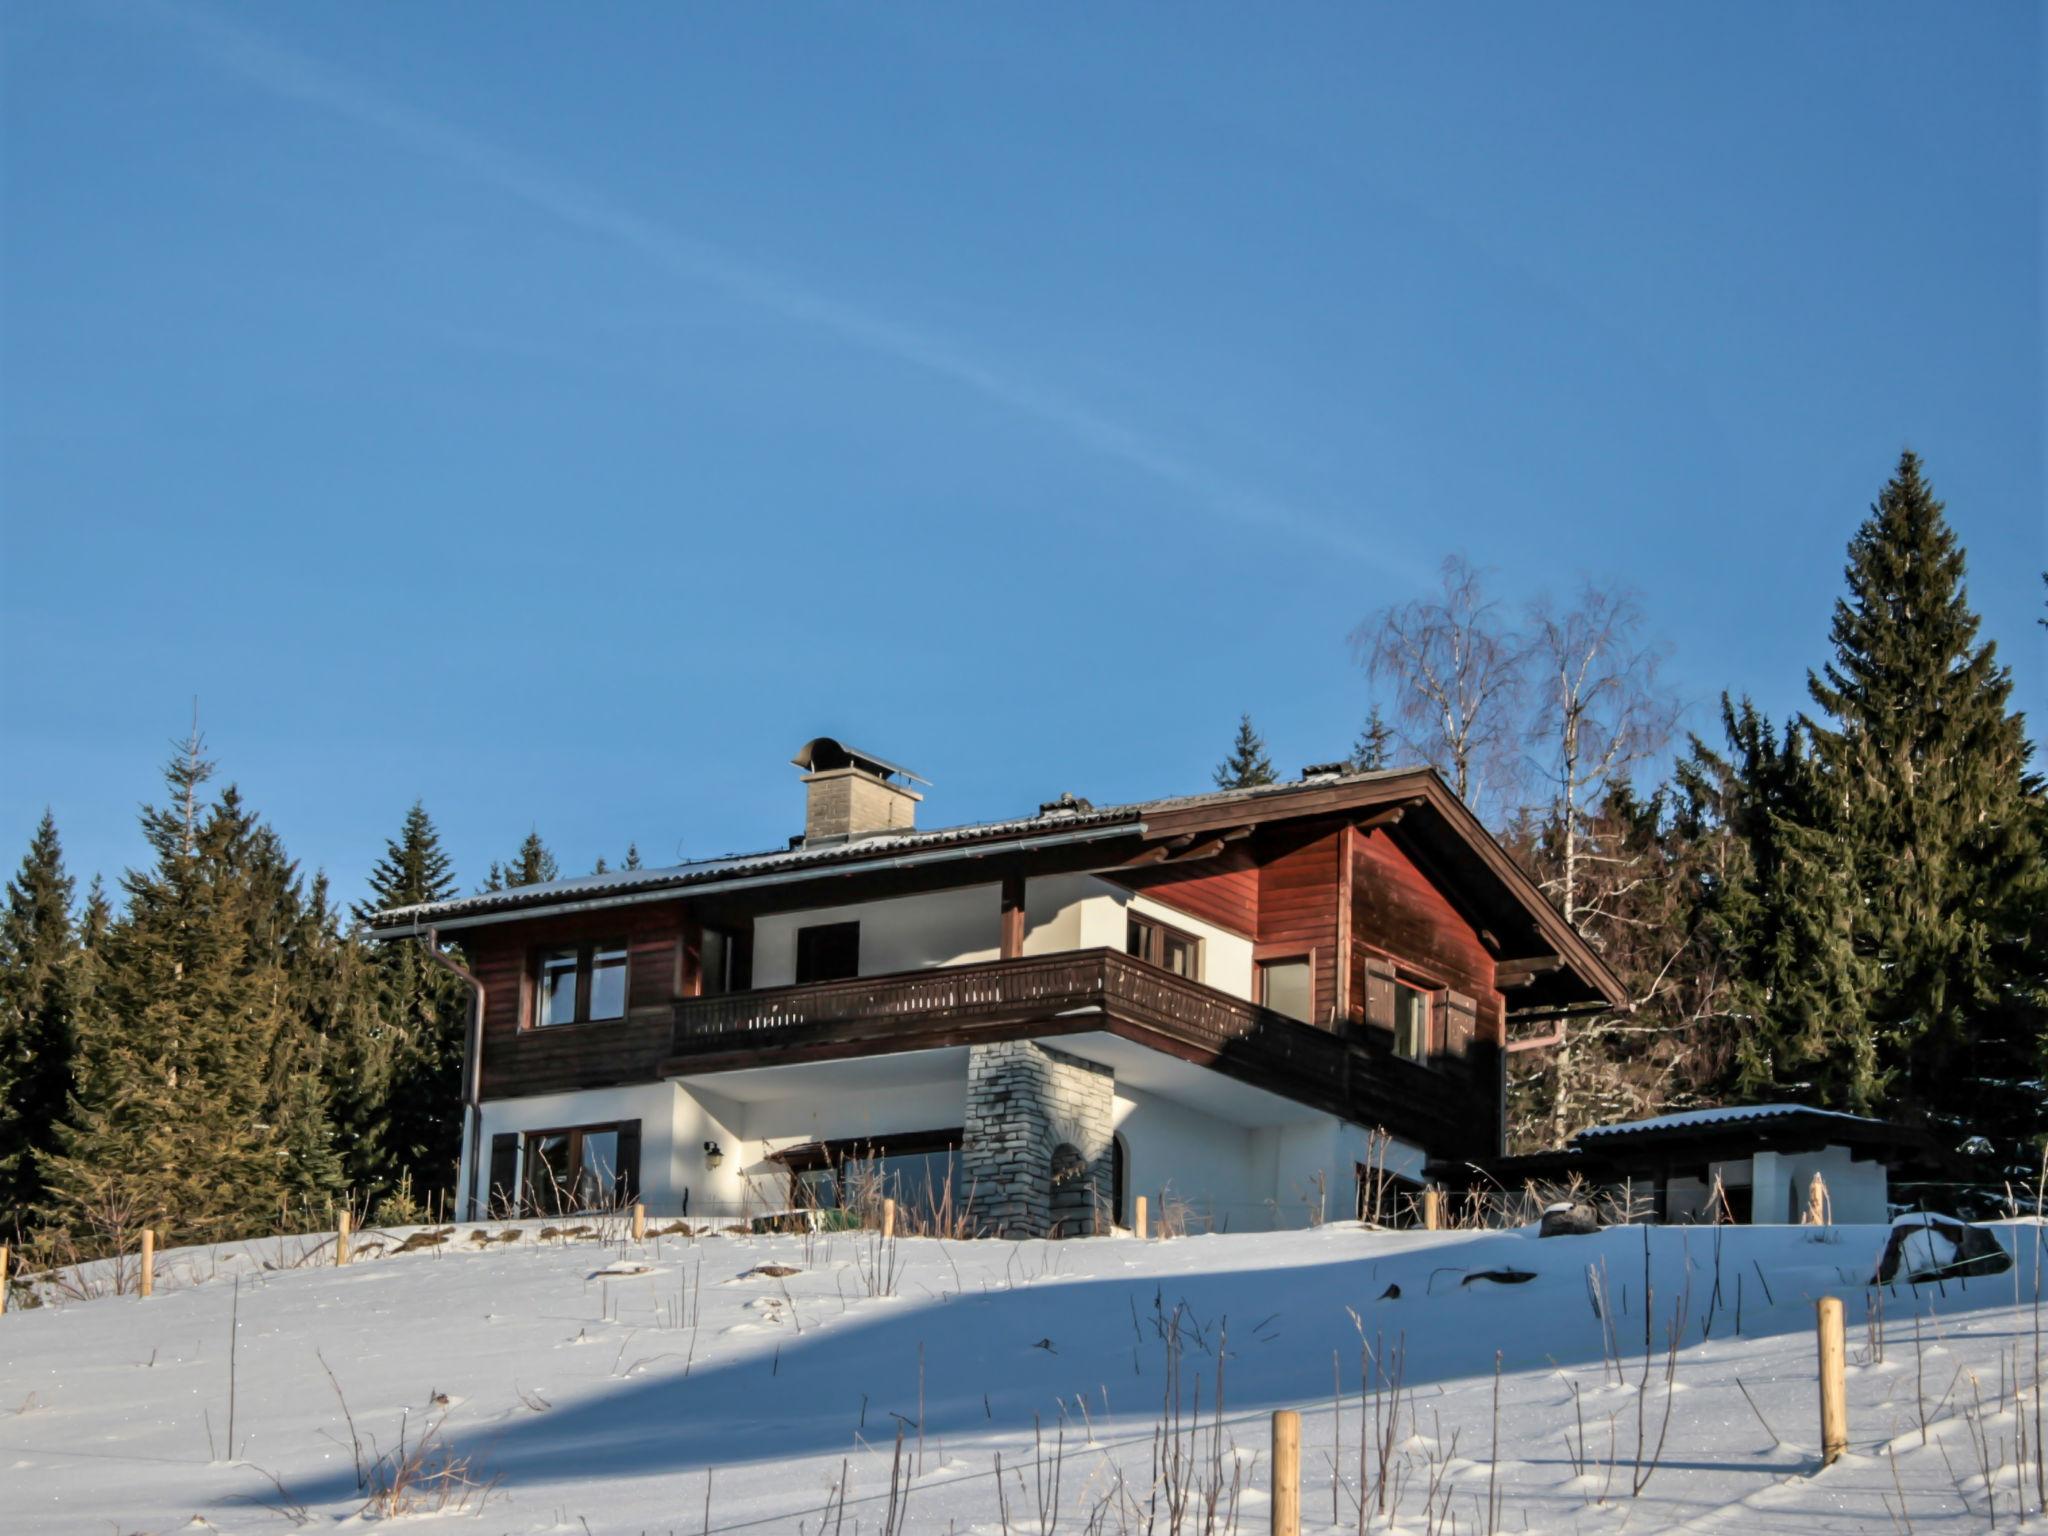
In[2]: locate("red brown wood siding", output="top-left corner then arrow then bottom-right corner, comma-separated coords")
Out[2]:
469,902 -> 690,1099
1350,827 -> 1502,1045
1122,844 -> 1258,937
1255,825 -> 1343,1027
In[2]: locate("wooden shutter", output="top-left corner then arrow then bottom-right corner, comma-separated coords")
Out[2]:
488,1133 -> 521,1218
1440,990 -> 1477,1058
1363,958 -> 1396,1031
614,1119 -> 643,1204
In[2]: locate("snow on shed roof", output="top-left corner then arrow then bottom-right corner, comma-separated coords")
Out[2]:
1573,1104 -> 1890,1142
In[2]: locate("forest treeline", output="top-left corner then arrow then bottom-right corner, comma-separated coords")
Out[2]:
2,451 -> 2042,1253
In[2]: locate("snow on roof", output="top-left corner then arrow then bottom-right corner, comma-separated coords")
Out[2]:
366,765 -> 1425,930
1574,1104 -> 1888,1142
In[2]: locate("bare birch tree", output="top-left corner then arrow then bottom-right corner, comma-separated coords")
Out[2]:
1525,584 -> 1678,927
1350,556 -> 1525,816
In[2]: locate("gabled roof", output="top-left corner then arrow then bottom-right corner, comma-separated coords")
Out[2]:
365,765 -> 1628,1010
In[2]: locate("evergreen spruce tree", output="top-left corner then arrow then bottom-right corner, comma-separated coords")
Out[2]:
1213,714 -> 1277,790
1803,452 -> 2043,1156
0,812 -> 78,1230
1688,702 -> 1884,1111
44,735 -> 307,1244
623,843 -> 643,871
485,831 -> 557,891
349,802 -> 467,1204
1350,705 -> 1395,772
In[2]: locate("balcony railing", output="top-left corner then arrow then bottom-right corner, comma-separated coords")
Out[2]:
671,948 -> 1271,1053
665,946 -> 1480,1149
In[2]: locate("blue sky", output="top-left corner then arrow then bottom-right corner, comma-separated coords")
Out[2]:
2,4 -> 2042,907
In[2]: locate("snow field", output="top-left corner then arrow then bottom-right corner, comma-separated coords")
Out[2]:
1,1216 -> 2044,1533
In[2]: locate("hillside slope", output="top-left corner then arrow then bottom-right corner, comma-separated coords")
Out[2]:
2,1216 -> 2042,1532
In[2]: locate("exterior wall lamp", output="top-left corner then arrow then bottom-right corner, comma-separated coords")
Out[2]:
703,1140 -> 725,1169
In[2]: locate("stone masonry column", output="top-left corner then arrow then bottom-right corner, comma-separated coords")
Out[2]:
962,1041 -> 1115,1238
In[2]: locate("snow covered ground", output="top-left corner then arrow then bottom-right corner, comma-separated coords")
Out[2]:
3,1214 -> 2044,1533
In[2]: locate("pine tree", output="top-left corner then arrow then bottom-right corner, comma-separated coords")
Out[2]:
623,843 -> 643,871
1803,452 -> 2043,1157
484,831 -> 557,892
44,734 -> 310,1244
0,812 -> 78,1230
1350,705 -> 1395,773
1213,714 -> 1277,790
1691,702 -> 1884,1111
349,802 -> 467,1203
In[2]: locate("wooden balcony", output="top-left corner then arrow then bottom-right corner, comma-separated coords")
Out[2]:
664,948 -> 1486,1152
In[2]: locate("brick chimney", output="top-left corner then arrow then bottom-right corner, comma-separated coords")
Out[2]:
792,737 -> 926,846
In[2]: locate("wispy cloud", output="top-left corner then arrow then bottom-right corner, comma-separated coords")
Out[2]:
153,4 -> 1400,568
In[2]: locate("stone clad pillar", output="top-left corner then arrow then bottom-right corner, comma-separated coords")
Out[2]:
963,1040 -> 1115,1237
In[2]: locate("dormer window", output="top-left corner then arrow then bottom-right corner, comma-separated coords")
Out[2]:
535,941 -> 629,1026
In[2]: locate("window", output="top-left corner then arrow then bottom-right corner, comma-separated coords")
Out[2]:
1126,914 -> 1200,980
773,1130 -> 963,1217
534,940 -> 630,1027
1356,1165 -> 1427,1227
1392,978 -> 1431,1062
1258,957 -> 1313,1023
795,921 -> 860,984
521,1124 -> 631,1215
699,928 -> 731,995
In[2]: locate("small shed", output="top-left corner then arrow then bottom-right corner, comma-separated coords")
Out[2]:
1492,1104 -> 1922,1224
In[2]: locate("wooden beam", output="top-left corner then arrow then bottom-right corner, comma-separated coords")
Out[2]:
1334,822 -> 1356,1024
1352,800 -> 1420,834
1496,955 -> 1565,989
1164,827 -> 1253,865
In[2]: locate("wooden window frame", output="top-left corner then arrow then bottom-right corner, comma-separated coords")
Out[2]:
529,940 -> 631,1028
770,1128 -> 964,1208
518,1121 -> 635,1214
1126,911 -> 1203,982
1390,972 -> 1434,1063
1254,947 -> 1317,1023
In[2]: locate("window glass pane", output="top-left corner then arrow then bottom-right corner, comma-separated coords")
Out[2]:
700,930 -> 730,996
1161,933 -> 1196,978
1393,982 -> 1429,1061
1125,917 -> 1152,960
539,950 -> 579,1026
1261,958 -> 1312,1022
795,922 -> 860,984
577,1129 -> 620,1209
588,945 -> 628,1020
525,1132 -> 573,1214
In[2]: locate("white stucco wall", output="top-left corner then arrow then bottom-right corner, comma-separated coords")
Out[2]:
1745,1146 -> 1889,1225
1111,1085 -> 1426,1232
752,886 -> 1002,985
468,1065 -> 1432,1235
459,1081 -> 748,1222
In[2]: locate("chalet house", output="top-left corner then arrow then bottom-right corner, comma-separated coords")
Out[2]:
367,740 -> 1624,1236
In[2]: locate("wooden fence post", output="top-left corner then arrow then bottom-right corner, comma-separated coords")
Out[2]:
139,1229 -> 155,1298
0,1242 -> 9,1314
336,1211 -> 352,1267
1134,1195 -> 1148,1241
1271,1408 -> 1301,1536
1816,1295 -> 1847,1467
631,1202 -> 646,1242
1804,1174 -> 1830,1227
881,1198 -> 897,1241
1423,1187 -> 1441,1231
